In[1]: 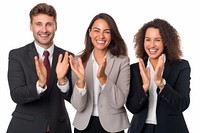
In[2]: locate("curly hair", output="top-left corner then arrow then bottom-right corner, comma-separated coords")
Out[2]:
134,18 -> 182,62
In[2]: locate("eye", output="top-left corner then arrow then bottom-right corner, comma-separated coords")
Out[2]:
155,38 -> 162,42
93,29 -> 100,33
145,38 -> 150,42
104,30 -> 111,34
46,22 -> 53,27
35,22 -> 42,27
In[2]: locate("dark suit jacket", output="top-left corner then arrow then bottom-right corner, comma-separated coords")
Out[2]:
7,42 -> 73,133
126,59 -> 191,133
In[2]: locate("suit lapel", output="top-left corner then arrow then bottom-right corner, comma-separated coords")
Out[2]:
157,59 -> 171,104
105,51 -> 115,76
28,42 -> 39,71
163,60 -> 171,80
85,55 -> 94,101
85,52 -> 115,101
48,46 -> 60,91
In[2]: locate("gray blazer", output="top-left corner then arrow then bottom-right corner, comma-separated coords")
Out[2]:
71,52 -> 130,132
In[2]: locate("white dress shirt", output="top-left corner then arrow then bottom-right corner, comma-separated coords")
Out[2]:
145,54 -> 166,125
76,51 -> 106,116
145,61 -> 158,124
34,42 -> 69,94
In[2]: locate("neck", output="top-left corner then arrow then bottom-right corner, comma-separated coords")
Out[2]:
149,58 -> 158,70
93,49 -> 107,64
35,41 -> 53,50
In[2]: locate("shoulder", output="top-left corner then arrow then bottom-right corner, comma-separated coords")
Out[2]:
130,62 -> 139,74
130,62 -> 139,69
170,59 -> 190,69
130,62 -> 139,67
9,42 -> 33,56
113,55 -> 130,63
54,45 -> 74,56
112,55 -> 130,68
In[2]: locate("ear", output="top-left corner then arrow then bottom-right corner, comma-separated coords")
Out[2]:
89,29 -> 92,37
30,23 -> 33,31
55,24 -> 57,31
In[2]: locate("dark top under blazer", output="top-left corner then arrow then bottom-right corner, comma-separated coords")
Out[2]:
7,42 -> 73,133
126,59 -> 191,133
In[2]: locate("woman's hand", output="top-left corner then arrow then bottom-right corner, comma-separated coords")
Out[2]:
69,55 -> 85,88
97,56 -> 107,85
154,54 -> 165,90
138,58 -> 150,92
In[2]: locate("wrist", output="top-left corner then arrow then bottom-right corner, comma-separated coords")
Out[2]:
38,80 -> 46,88
99,76 -> 107,85
158,79 -> 166,89
76,80 -> 85,88
58,77 -> 67,85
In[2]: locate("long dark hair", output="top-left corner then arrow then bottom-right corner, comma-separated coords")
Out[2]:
79,13 -> 127,64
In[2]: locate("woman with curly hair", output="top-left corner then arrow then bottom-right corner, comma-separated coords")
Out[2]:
126,18 -> 191,133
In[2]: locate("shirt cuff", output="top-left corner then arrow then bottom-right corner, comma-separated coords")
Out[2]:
36,81 -> 47,94
57,78 -> 69,93
76,82 -> 86,96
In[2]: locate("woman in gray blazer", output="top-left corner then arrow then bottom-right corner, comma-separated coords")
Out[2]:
69,13 -> 130,133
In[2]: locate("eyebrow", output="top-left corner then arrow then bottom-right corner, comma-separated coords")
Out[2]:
93,27 -> 110,31
145,37 -> 162,39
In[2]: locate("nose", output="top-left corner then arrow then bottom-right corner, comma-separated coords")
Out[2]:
98,31 -> 105,39
41,25 -> 47,32
150,40 -> 155,47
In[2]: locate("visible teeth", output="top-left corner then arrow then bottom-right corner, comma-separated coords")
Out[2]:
97,40 -> 105,44
40,35 -> 48,37
39,33 -> 48,37
150,49 -> 156,52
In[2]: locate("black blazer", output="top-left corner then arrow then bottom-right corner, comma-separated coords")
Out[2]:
7,42 -> 73,133
126,59 -> 191,133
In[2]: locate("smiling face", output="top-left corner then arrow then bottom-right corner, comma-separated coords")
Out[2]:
89,18 -> 111,52
30,14 -> 57,49
144,27 -> 164,61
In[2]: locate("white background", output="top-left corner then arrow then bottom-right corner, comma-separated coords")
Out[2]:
1,0 -> 199,133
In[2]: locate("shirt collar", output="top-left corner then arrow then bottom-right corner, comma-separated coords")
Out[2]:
34,41 -> 54,58
147,54 -> 166,68
91,50 -> 108,62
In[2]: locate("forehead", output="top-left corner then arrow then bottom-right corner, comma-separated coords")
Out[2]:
145,27 -> 161,37
32,14 -> 55,23
92,19 -> 110,29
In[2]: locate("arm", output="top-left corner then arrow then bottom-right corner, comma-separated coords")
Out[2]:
159,60 -> 191,111
8,50 -> 40,104
56,51 -> 74,102
69,55 -> 87,111
126,63 -> 149,114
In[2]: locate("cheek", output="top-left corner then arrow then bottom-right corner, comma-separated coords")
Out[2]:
158,44 -> 165,52
160,47 -> 165,53
144,43 -> 148,51
144,47 -> 149,54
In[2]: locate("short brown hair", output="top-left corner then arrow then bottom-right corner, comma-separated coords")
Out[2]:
29,3 -> 57,25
